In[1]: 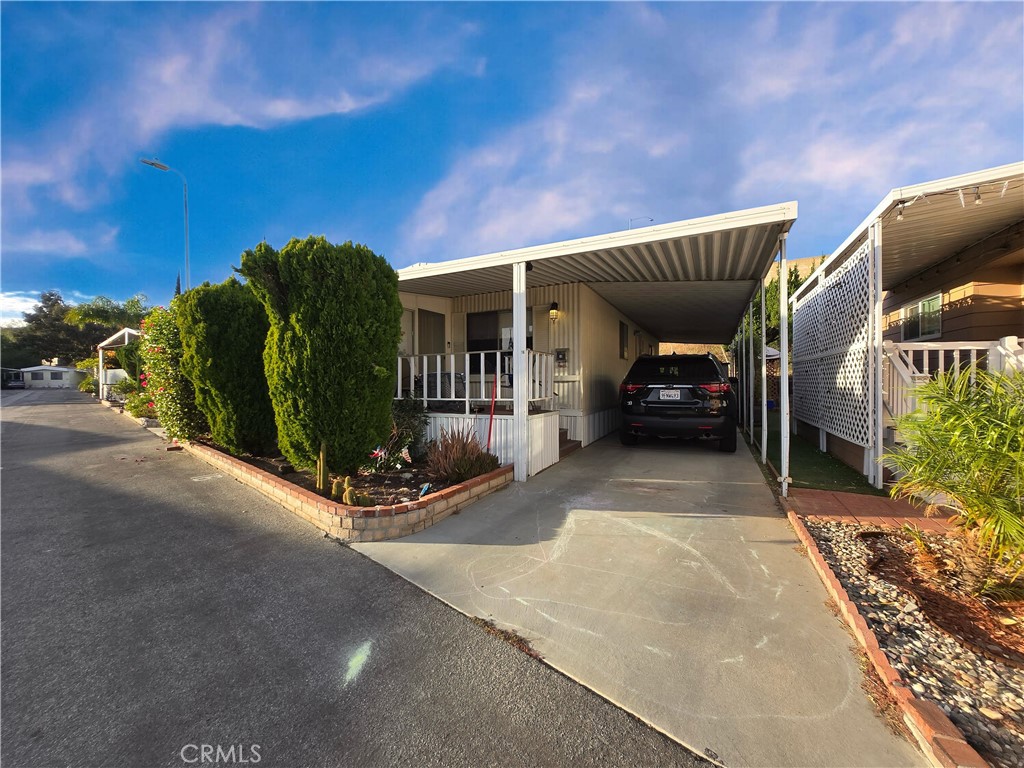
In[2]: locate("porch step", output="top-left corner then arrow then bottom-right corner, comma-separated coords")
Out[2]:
559,428 -> 582,459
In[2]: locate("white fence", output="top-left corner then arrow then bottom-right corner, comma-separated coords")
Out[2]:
792,240 -> 873,448
396,350 -> 556,413
882,336 -> 1023,422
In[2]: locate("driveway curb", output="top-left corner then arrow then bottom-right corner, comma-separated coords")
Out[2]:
782,500 -> 987,768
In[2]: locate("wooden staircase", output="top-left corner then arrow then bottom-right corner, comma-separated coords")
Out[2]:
558,428 -> 581,459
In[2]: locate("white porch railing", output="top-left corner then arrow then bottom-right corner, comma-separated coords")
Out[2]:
882,335 -> 1023,423
395,350 -> 556,414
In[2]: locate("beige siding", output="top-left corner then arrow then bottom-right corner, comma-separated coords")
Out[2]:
417,282 -> 660,445
579,283 -> 658,416
882,224 -> 1023,343
452,284 -> 585,414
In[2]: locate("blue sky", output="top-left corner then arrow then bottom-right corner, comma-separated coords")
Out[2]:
2,2 -> 1022,325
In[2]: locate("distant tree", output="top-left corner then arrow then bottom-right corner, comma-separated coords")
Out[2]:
64,294 -> 149,330
174,274 -> 181,297
739,259 -> 820,348
0,327 -> 44,368
238,237 -> 403,477
175,277 -> 276,455
11,291 -> 105,364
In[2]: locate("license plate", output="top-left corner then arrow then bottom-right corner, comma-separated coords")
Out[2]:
659,389 -> 681,400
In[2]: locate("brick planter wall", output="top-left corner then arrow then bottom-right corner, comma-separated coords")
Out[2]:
784,503 -> 987,768
182,441 -> 513,543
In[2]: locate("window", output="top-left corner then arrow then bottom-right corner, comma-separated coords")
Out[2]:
619,321 -> 628,359
31,372 -> 44,381
902,294 -> 942,341
50,372 -> 64,380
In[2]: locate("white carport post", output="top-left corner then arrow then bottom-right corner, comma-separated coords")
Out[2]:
870,219 -> 885,489
512,261 -> 529,482
778,234 -> 791,497
760,276 -> 768,463
746,303 -> 754,439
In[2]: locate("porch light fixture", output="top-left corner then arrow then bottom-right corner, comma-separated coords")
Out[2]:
896,202 -> 905,222
974,187 -> 983,205
549,302 -> 559,321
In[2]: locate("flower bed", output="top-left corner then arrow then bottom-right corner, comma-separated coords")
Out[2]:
182,440 -> 513,543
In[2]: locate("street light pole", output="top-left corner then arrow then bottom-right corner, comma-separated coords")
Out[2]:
141,158 -> 190,291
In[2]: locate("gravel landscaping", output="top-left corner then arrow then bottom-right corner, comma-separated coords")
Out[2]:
805,520 -> 1024,768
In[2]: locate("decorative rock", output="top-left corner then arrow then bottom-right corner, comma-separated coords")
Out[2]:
804,520 -> 1024,768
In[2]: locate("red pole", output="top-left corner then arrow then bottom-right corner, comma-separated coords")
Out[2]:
487,370 -> 498,452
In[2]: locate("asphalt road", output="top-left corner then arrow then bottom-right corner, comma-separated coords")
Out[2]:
1,389 -> 711,768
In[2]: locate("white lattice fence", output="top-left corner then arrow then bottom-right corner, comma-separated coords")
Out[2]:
792,241 -> 872,447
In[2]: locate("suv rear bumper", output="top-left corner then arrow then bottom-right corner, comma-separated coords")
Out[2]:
621,412 -> 734,439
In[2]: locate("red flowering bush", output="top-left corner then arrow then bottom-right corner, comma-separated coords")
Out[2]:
139,303 -> 208,440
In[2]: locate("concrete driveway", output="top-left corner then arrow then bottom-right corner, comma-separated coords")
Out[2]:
355,435 -> 925,768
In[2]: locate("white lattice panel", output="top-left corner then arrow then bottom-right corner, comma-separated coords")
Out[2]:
792,241 -> 872,447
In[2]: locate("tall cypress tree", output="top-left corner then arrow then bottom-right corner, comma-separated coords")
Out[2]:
175,277 -> 276,456
238,237 -> 403,474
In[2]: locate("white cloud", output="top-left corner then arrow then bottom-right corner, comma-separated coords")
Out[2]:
0,292 -> 42,326
2,224 -> 120,260
2,5 -> 479,222
399,7 -> 704,263
398,2 -> 1021,268
730,4 -> 1023,204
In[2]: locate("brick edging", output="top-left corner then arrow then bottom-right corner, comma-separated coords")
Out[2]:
782,500 -> 987,768
182,441 -> 513,543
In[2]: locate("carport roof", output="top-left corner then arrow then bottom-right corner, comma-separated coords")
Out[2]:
793,162 -> 1024,302
97,327 -> 140,350
398,202 -> 798,343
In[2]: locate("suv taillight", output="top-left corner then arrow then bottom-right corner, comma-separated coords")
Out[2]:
620,383 -> 644,394
700,382 -> 731,394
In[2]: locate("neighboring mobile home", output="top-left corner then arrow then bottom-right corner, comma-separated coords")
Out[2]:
21,365 -> 85,390
395,202 -> 798,484
791,162 -> 1024,487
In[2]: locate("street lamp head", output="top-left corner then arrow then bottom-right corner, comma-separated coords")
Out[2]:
140,158 -> 170,171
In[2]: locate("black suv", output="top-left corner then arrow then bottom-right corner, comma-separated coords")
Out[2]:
619,353 -> 737,452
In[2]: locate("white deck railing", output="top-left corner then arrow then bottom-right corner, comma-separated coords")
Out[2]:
395,350 -> 556,414
882,336 -> 1022,422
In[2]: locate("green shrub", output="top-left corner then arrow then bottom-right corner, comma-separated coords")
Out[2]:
884,368 -> 1024,583
110,377 -> 139,396
238,237 -> 403,474
124,391 -> 158,420
175,277 -> 276,456
426,426 -> 500,484
139,304 -> 208,441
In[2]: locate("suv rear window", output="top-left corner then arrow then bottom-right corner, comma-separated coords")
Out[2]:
626,357 -> 721,382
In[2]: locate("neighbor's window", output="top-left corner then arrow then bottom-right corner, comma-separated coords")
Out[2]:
902,294 -> 942,341
31,372 -> 44,381
619,321 -> 628,359
50,372 -> 64,380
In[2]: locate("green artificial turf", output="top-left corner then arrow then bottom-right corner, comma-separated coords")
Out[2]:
749,410 -> 889,496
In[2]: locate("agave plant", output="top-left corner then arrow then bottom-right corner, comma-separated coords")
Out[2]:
884,368 -> 1024,584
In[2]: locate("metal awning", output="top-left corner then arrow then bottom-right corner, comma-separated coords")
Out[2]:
398,202 -> 798,343
97,327 -> 141,350
793,162 -> 1023,302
